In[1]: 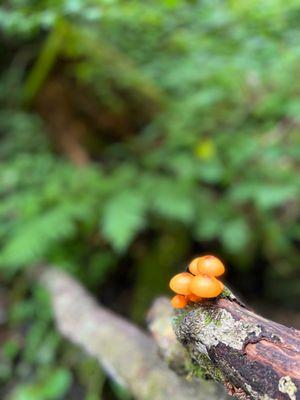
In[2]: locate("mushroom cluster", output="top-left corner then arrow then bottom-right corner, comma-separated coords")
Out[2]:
169,255 -> 225,308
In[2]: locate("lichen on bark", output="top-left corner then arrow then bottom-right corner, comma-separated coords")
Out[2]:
278,377 -> 297,400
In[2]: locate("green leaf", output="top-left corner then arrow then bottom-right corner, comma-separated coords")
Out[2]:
0,206 -> 76,267
196,213 -> 223,241
221,219 -> 251,253
11,386 -> 39,400
11,368 -> 71,400
40,368 -> 72,399
143,177 -> 195,223
230,184 -> 298,210
254,185 -> 297,209
102,191 -> 145,252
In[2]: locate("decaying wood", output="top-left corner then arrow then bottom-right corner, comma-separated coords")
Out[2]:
39,267 -> 228,400
173,289 -> 300,400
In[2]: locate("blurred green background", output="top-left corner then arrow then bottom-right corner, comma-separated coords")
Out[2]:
1,0 -> 300,398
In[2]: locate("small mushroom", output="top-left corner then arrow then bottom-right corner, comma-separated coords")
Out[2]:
196,255 -> 225,277
189,274 -> 223,298
188,257 -> 204,275
171,294 -> 188,309
169,272 -> 193,295
169,255 -> 226,308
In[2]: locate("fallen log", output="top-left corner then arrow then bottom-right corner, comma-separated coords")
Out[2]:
173,288 -> 300,400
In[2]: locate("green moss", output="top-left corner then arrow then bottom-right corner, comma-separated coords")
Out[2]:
220,287 -> 234,299
184,354 -> 225,383
172,307 -> 191,327
204,312 -> 214,325
202,307 -> 223,327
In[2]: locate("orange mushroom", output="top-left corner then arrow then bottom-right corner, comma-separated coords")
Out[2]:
170,255 -> 226,308
189,274 -> 223,298
171,294 -> 188,309
187,293 -> 202,303
188,257 -> 203,275
196,255 -> 225,277
169,272 -> 193,295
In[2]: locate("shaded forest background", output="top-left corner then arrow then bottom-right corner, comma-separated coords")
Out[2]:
1,0 -> 300,398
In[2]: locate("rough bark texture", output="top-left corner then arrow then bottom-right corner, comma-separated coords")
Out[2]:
173,289 -> 300,400
39,267 -> 228,400
147,297 -> 190,375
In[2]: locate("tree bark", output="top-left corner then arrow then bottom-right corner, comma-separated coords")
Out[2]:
173,289 -> 300,400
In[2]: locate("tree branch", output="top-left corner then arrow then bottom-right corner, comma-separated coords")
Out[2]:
39,267 -> 228,400
173,289 -> 300,400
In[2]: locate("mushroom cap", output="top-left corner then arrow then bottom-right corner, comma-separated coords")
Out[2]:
188,257 -> 204,275
171,294 -> 188,309
196,255 -> 225,277
169,272 -> 193,295
189,274 -> 223,298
